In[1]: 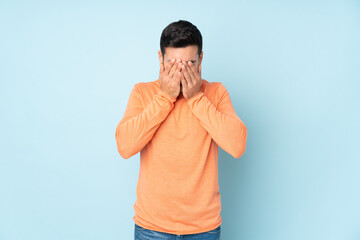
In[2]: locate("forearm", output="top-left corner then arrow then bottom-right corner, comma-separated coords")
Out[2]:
115,89 -> 176,159
187,91 -> 247,158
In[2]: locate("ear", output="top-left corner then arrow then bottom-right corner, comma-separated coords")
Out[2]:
158,50 -> 164,73
197,51 -> 203,74
199,50 -> 203,66
158,50 -> 162,62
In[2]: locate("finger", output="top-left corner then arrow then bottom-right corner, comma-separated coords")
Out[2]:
169,59 -> 178,75
177,69 -> 182,83
185,61 -> 197,84
174,69 -> 182,91
189,61 -> 201,82
181,71 -> 188,89
171,61 -> 182,79
165,58 -> 176,75
185,62 -> 198,86
181,62 -> 192,86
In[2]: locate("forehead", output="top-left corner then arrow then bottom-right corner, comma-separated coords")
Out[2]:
164,45 -> 198,62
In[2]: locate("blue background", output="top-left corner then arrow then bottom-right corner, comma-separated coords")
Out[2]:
1,1 -> 359,239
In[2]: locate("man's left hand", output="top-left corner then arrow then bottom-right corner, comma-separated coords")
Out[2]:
180,60 -> 202,99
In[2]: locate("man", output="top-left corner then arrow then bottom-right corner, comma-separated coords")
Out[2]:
115,20 -> 247,239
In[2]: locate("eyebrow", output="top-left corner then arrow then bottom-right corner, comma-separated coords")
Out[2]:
167,59 -> 196,63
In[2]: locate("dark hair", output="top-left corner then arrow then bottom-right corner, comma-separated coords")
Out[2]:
160,20 -> 202,61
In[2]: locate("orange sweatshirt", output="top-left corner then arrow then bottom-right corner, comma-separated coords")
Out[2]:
115,78 -> 247,235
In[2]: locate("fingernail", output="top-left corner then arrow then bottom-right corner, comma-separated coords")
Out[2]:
171,59 -> 175,62
188,61 -> 192,65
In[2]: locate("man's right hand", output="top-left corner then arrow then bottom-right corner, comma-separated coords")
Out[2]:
159,58 -> 183,99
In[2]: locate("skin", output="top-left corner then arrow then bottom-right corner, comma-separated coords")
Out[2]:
158,45 -> 203,99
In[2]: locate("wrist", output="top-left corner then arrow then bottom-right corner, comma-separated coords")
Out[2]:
158,89 -> 177,102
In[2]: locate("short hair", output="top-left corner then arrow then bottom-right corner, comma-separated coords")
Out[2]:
160,20 -> 203,60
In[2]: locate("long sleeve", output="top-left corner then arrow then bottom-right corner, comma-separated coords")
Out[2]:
115,84 -> 177,159
186,83 -> 247,158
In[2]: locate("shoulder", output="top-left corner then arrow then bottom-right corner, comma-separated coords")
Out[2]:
132,79 -> 159,93
203,80 -> 226,88
204,80 -> 228,95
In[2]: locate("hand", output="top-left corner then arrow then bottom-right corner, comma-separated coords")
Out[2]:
159,58 -> 183,99
180,60 -> 202,99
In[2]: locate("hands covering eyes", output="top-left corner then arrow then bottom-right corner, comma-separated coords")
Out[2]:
159,58 -> 202,99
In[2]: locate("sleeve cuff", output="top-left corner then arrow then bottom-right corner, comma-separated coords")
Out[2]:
186,91 -> 204,103
158,89 -> 177,102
